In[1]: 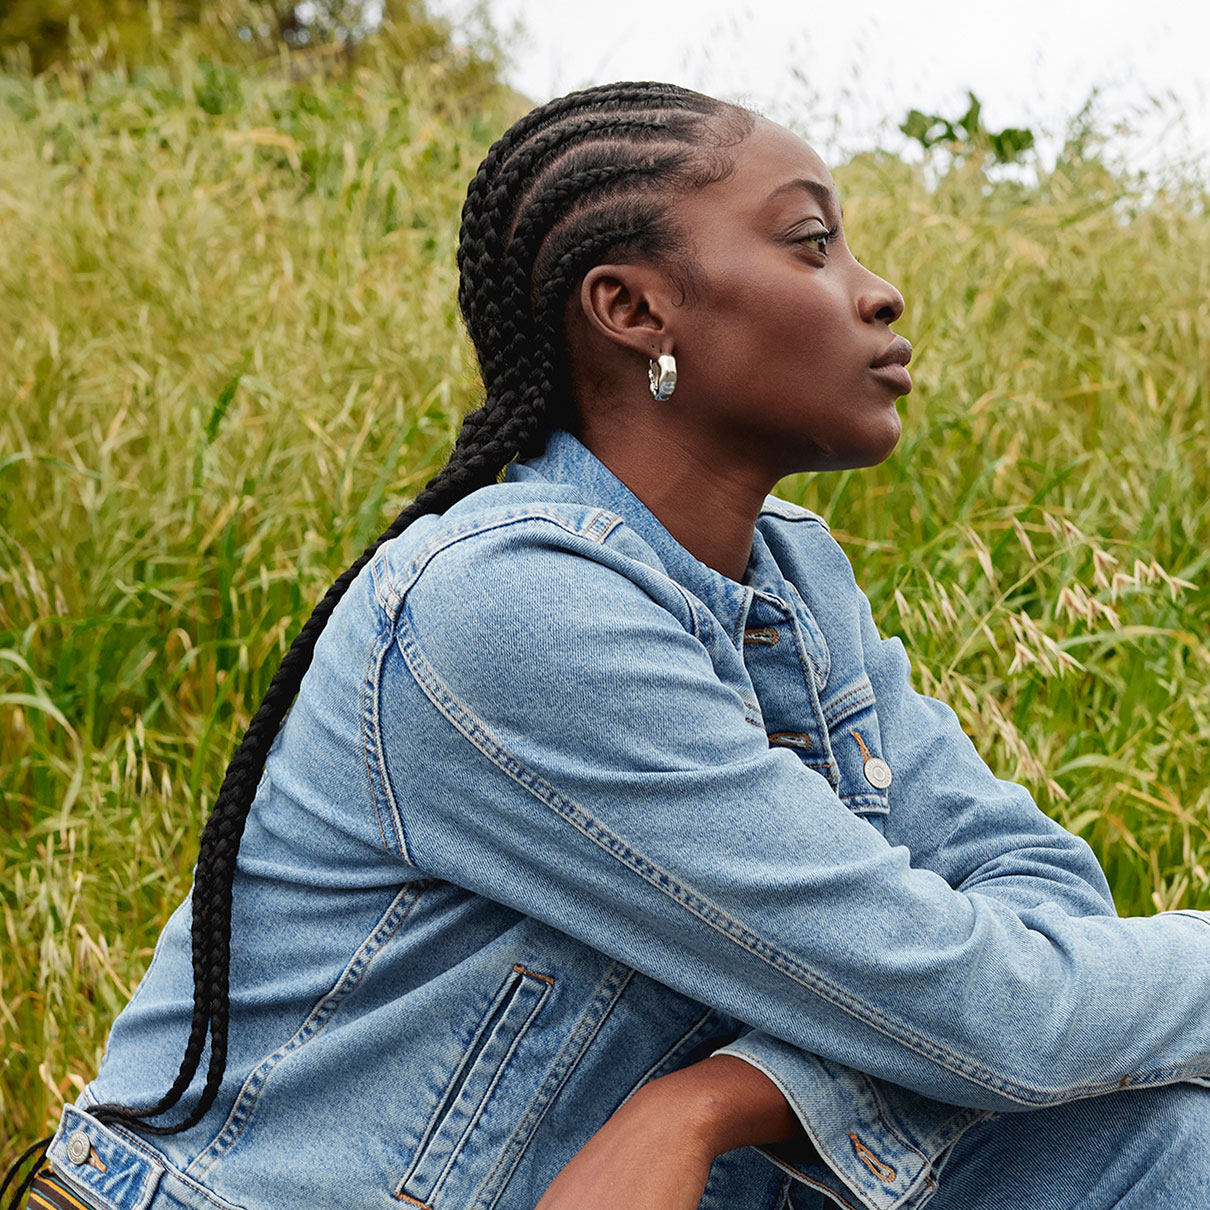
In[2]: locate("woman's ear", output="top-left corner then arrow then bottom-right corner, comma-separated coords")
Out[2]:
578,263 -> 674,359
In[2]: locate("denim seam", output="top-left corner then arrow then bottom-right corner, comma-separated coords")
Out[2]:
583,508 -> 624,542
619,566 -> 714,650
758,500 -> 829,530
803,760 -> 838,776
666,578 -> 710,651
842,794 -> 891,811
393,1193 -> 432,1209
409,505 -> 620,563
918,1107 -> 995,1155
781,618 -> 840,785
763,1159 -> 864,1210
789,602 -> 831,688
187,881 -> 431,1177
787,616 -> 828,692
46,1111 -> 162,1210
859,1071 -> 936,1176
402,969 -> 527,1186
373,510 -> 623,620
472,962 -> 636,1210
362,619 -> 408,861
822,680 -> 877,727
396,617 -> 1179,1108
732,587 -> 756,652
1168,910 -> 1210,929
376,514 -> 705,666
774,1175 -> 795,1210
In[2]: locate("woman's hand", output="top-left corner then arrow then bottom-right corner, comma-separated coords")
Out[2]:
534,1054 -> 809,1210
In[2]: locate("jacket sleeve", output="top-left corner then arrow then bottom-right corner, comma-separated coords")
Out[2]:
380,522 -> 1210,1144
714,553 -> 1129,1207
853,564 -> 1117,918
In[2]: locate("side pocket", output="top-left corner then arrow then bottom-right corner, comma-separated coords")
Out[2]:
396,965 -> 554,1209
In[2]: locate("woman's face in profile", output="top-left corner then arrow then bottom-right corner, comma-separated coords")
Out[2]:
663,117 -> 912,478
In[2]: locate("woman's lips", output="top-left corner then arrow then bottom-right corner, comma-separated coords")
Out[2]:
870,336 -> 913,395
870,362 -> 912,394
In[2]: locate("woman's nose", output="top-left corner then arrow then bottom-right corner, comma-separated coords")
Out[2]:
857,267 -> 905,325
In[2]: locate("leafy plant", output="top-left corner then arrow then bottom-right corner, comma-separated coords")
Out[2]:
901,90 -> 1036,164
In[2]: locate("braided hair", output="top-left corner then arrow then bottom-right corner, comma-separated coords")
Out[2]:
86,81 -> 755,1139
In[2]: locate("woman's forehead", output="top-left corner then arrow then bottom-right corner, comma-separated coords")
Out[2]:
743,118 -> 834,195
687,117 -> 838,220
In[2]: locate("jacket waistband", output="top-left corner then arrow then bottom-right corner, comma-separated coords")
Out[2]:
45,1105 -> 243,1210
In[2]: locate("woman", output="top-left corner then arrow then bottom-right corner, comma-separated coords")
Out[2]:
9,81 -> 1210,1210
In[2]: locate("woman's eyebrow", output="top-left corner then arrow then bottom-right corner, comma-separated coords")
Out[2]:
764,177 -> 840,217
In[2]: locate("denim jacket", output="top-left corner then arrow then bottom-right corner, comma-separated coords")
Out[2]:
54,429 -> 1210,1210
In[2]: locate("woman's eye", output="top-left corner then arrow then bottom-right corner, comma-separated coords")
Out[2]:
798,228 -> 832,256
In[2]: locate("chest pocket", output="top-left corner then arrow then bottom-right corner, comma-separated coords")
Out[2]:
396,964 -> 553,1209
819,674 -> 891,819
743,596 -> 891,824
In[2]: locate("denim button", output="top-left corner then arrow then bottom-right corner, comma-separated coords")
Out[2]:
65,1130 -> 91,1165
864,757 -> 893,789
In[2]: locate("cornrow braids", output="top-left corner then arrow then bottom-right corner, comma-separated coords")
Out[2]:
456,83 -> 709,327
78,81 -> 754,1148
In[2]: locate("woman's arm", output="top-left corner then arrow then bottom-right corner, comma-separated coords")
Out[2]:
389,527 -> 1210,1111
535,1055 -> 805,1210
381,517 -> 1210,1209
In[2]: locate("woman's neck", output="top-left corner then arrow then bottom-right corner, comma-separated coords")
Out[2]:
581,426 -> 773,583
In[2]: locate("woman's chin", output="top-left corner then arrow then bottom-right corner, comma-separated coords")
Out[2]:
864,410 -> 903,465
813,420 -> 902,473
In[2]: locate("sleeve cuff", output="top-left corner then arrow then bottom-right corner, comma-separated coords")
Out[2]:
715,1033 -> 994,1210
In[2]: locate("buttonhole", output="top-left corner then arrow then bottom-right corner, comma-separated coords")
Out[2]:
849,1133 -> 896,1182
743,627 -> 779,646
768,731 -> 812,751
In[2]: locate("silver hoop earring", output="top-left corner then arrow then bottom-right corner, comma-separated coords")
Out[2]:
648,353 -> 677,400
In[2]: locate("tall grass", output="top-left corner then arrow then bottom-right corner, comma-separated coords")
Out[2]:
0,27 -> 523,1152
2,41 -> 1208,1157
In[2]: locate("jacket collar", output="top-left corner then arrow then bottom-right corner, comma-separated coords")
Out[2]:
514,429 -> 794,638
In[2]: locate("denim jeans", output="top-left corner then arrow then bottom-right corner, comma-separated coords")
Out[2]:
786,1083 -> 1210,1209
54,429 -> 1210,1210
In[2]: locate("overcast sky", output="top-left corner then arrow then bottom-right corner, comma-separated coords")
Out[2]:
429,0 -> 1209,176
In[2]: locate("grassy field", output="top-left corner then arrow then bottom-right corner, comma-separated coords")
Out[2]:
2,26 -> 1209,1160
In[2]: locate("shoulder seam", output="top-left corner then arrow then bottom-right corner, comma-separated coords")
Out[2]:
373,508 -> 626,618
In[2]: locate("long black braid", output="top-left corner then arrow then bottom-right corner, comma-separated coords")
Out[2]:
31,81 -> 753,1163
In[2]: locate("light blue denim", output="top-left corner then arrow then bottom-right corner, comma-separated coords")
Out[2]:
51,429 -> 1210,1210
